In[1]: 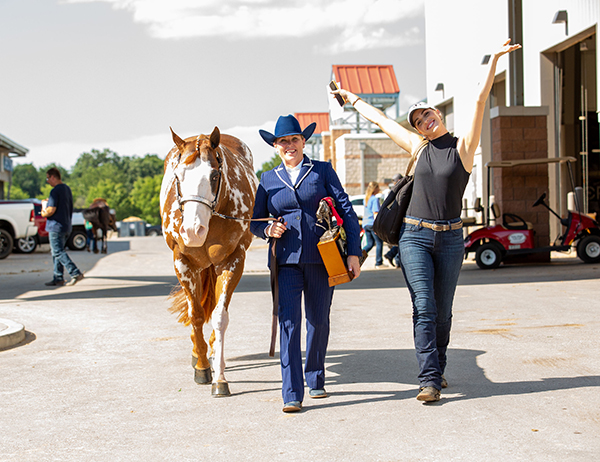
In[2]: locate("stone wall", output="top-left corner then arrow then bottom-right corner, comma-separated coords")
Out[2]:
333,134 -> 411,195
491,107 -> 550,261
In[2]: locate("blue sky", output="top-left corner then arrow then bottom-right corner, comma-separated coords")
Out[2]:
1,0 -> 426,170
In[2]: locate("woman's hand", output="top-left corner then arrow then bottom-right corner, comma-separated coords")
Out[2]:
347,255 -> 361,279
331,87 -> 360,106
266,220 -> 287,239
494,39 -> 521,60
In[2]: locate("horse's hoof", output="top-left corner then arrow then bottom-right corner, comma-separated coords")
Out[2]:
194,367 -> 212,385
101,249 -> 107,254
93,249 -> 99,254
211,381 -> 231,397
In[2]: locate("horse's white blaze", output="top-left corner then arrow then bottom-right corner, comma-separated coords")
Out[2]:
177,159 -> 214,247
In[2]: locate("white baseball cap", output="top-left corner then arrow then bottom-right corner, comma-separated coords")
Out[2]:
407,102 -> 437,129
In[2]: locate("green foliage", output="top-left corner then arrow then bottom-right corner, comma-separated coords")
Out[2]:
130,174 -> 163,225
256,153 -> 281,179
10,149 -> 165,225
37,184 -> 53,200
4,183 -> 29,200
12,164 -> 41,198
85,179 -> 135,220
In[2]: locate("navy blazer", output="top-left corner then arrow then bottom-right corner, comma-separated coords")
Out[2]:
251,155 -> 362,266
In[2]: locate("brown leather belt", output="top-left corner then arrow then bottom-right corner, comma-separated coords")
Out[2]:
404,217 -> 463,231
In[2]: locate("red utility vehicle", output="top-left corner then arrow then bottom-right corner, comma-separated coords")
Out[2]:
464,157 -> 600,269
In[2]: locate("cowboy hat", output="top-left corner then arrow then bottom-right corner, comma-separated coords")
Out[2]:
259,114 -> 317,146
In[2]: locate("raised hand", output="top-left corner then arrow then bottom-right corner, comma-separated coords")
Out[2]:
495,39 -> 521,59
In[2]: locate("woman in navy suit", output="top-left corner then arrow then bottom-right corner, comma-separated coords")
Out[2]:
251,114 -> 362,413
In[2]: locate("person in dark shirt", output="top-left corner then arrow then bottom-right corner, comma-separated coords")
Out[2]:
332,40 -> 521,402
42,167 -> 84,287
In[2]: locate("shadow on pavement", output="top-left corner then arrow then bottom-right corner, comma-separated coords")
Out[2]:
237,259 -> 600,294
227,348 -> 600,407
17,275 -> 180,302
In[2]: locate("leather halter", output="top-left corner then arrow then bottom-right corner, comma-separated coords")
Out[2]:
174,135 -> 223,214
173,135 -> 273,223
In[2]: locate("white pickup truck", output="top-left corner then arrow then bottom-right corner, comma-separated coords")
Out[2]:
0,201 -> 38,259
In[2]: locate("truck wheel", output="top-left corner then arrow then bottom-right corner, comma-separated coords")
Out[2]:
0,229 -> 14,259
576,235 -> 600,263
15,236 -> 38,254
67,230 -> 87,251
475,243 -> 503,269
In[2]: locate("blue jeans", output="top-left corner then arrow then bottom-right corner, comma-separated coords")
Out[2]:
398,216 -> 464,390
49,231 -> 81,282
362,225 -> 383,266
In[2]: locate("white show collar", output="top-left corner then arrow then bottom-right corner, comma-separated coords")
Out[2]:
275,156 -> 314,191
285,163 -> 302,185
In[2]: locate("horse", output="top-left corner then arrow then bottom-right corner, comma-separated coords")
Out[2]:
160,126 -> 258,397
82,199 -> 117,254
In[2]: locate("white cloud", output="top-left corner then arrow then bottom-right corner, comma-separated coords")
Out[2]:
319,25 -> 422,54
61,0 -> 424,52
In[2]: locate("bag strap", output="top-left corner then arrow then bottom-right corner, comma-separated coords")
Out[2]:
404,139 -> 429,176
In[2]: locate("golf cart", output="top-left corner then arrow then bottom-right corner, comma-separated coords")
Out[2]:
464,156 -> 600,269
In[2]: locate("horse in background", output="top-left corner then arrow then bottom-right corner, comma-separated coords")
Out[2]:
160,126 -> 258,397
83,198 -> 117,254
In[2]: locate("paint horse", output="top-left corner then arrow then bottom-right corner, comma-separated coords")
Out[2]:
82,199 -> 117,254
160,127 -> 258,397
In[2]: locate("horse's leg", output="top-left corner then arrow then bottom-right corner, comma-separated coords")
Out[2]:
174,253 -> 212,384
210,248 -> 246,397
101,226 -> 108,253
92,225 -> 99,253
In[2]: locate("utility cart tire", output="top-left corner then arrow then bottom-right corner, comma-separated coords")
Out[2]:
576,235 -> 600,263
475,243 -> 503,269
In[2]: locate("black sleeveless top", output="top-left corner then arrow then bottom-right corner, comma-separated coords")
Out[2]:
406,133 -> 470,221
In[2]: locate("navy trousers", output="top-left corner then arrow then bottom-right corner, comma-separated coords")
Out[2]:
277,263 -> 334,403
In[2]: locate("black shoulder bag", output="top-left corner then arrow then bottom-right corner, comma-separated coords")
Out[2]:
373,140 -> 428,245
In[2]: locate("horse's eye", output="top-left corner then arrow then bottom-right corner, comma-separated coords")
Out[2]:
210,171 -> 219,183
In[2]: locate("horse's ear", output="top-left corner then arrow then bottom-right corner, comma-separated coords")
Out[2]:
210,126 -> 220,150
170,127 -> 186,153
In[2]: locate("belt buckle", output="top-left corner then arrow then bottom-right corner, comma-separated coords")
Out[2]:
431,223 -> 445,232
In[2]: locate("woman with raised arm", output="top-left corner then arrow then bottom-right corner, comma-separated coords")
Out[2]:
333,40 -> 521,402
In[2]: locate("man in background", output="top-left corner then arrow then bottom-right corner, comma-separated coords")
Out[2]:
42,167 -> 84,287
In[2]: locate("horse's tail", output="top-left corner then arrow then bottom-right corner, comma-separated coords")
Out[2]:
168,266 -> 217,325
168,286 -> 189,325
199,266 -> 218,322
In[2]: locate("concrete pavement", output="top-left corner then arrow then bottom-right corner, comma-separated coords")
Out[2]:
1,237 -> 599,461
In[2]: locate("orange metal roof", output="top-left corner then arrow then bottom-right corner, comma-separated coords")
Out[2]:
332,65 -> 399,95
294,112 -> 329,135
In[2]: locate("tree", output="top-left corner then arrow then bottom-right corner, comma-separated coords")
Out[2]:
12,163 -> 41,198
130,174 -> 162,225
70,149 -> 126,205
85,179 -> 137,220
5,183 -> 28,200
125,155 -> 164,184
256,153 -> 281,179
